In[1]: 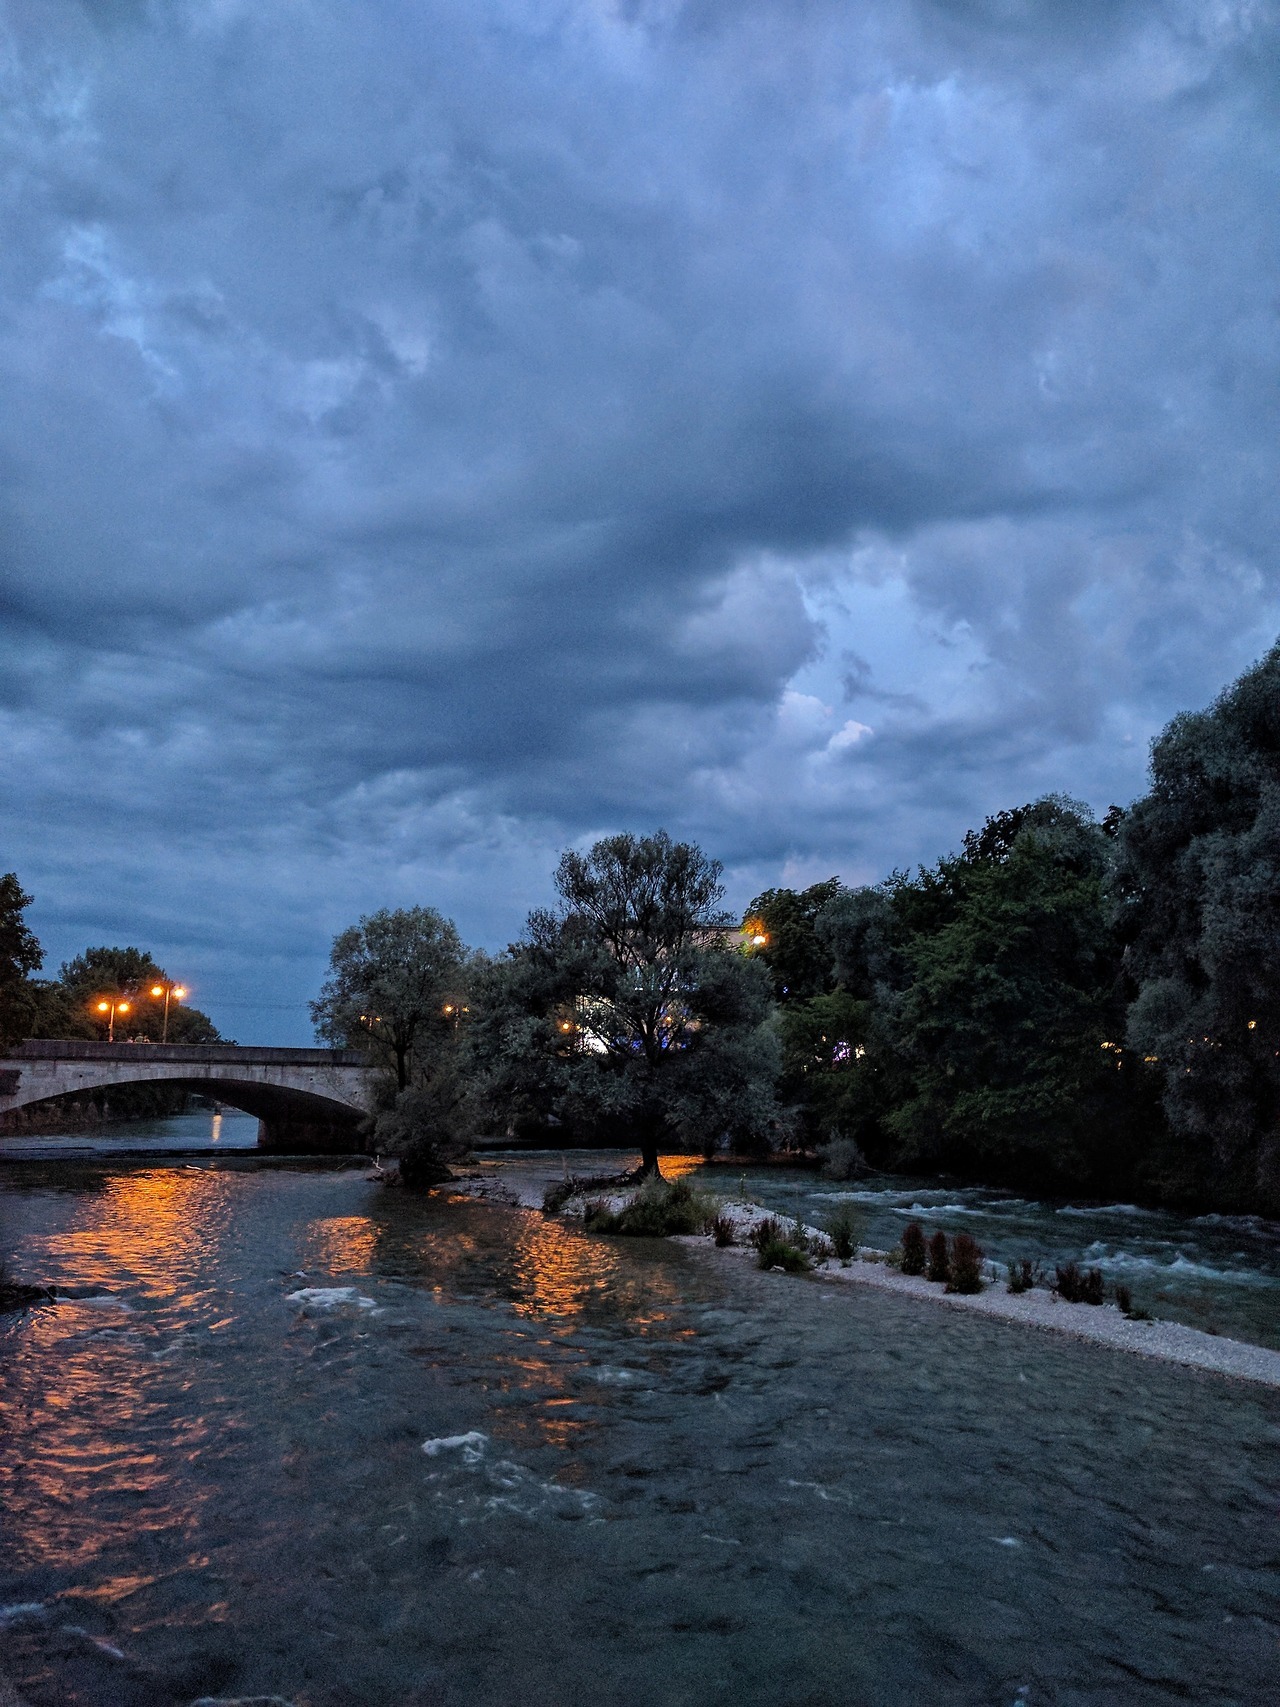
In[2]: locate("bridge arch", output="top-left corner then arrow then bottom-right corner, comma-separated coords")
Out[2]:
0,1042 -> 379,1153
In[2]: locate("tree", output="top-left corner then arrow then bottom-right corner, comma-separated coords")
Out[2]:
311,907 -> 469,1091
0,873 -> 42,1050
48,946 -> 221,1043
473,832 -> 781,1174
1116,641 -> 1280,1213
742,878 -> 842,1002
884,798 -> 1135,1190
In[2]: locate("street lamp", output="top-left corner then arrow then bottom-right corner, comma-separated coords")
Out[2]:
94,997 -> 131,1043
149,982 -> 187,1043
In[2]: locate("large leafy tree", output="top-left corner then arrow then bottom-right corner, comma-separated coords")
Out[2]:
1117,642 -> 1280,1212
0,873 -> 43,1050
311,907 -> 469,1091
883,799 -> 1136,1190
47,946 -> 221,1043
473,832 -> 780,1173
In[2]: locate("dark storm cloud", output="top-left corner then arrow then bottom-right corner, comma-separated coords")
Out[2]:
1,0 -> 1278,1037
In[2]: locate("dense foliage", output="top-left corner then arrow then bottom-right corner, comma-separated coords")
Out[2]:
0,874 -> 42,1051
469,831 -> 780,1173
1114,642 -> 1280,1212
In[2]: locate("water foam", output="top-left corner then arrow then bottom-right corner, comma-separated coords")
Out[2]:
286,1286 -> 377,1310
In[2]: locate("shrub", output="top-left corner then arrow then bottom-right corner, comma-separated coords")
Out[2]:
946,1232 -> 985,1294
819,1137 -> 866,1180
1113,1282 -> 1132,1315
1006,1256 -> 1047,1294
926,1230 -> 951,1285
749,1216 -> 785,1251
584,1177 -> 719,1238
711,1214 -> 737,1247
755,1236 -> 812,1274
1055,1262 -> 1106,1305
826,1207 -> 860,1262
900,1222 -> 927,1276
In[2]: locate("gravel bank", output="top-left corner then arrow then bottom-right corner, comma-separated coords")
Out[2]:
450,1167 -> 1280,1390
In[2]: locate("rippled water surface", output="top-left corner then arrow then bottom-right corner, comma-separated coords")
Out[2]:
1,1158 -> 1277,1706
480,1150 -> 1280,1351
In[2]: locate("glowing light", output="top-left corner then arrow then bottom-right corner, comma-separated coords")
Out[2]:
97,1001 -> 110,1013
1248,1019 -> 1257,1030
151,985 -> 164,997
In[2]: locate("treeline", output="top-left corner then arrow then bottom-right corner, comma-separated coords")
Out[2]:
311,642 -> 1280,1217
748,640 -> 1280,1216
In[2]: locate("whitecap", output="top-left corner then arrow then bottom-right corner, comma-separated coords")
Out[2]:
423,1430 -> 489,1460
1056,1204 -> 1157,1219
286,1286 -> 377,1310
588,1366 -> 641,1384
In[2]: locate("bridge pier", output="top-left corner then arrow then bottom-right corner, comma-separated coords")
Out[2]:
255,1111 -> 367,1155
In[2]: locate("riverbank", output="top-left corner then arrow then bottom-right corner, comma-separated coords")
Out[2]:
450,1166 -> 1280,1390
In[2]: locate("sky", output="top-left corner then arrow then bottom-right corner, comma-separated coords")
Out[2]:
3,0 -> 1278,1045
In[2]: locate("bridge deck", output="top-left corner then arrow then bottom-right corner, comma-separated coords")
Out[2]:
11,1041 -> 368,1068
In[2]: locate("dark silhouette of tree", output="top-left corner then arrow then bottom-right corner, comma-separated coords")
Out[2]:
311,907 -> 469,1091
1117,641 -> 1280,1213
0,873 -> 42,1050
473,831 -> 780,1174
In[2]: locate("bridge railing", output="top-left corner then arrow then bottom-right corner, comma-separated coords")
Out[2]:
10,1041 -> 370,1068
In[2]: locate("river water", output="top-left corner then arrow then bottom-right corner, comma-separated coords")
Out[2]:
1,1154 -> 1277,1706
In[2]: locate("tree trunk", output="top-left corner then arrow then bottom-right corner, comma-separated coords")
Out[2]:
395,1043 -> 409,1092
637,1103 -> 665,1178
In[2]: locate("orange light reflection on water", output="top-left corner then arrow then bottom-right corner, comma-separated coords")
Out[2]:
1,1170 -> 222,1575
299,1214 -> 378,1274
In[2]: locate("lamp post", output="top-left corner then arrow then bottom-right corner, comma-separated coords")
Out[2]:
94,997 -> 131,1043
149,982 -> 187,1043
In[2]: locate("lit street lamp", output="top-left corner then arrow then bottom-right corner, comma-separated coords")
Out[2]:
94,997 -> 131,1043
149,981 -> 187,1043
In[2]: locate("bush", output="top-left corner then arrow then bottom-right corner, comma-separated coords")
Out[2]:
1055,1262 -> 1106,1305
926,1230 -> 951,1285
825,1206 -> 860,1262
1113,1282 -> 1132,1314
1006,1257 -> 1044,1294
711,1214 -> 737,1247
755,1236 -> 812,1274
900,1222 -> 927,1276
946,1232 -> 985,1294
584,1176 -> 720,1239
819,1137 -> 867,1180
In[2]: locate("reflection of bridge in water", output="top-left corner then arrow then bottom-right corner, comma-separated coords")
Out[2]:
0,1041 -> 378,1152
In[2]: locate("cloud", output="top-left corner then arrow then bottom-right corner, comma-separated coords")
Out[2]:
1,0 -> 1278,1038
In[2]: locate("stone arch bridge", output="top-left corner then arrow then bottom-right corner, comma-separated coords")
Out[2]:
0,1041 -> 379,1153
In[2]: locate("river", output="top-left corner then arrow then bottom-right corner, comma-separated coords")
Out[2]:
0,1150 -> 1277,1705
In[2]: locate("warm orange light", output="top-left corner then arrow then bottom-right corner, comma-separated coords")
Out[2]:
118,1003 -> 130,1015
151,985 -> 164,997
173,987 -> 186,1000
96,1001 -> 110,1013
559,1022 -> 573,1032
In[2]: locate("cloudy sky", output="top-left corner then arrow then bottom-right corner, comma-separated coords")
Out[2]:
3,0 -> 1278,1043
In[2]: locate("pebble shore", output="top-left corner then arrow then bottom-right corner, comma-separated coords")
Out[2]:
452,1168 -> 1280,1391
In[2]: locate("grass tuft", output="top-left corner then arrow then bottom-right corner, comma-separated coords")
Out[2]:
1006,1256 -> 1044,1294
825,1206 -> 860,1262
